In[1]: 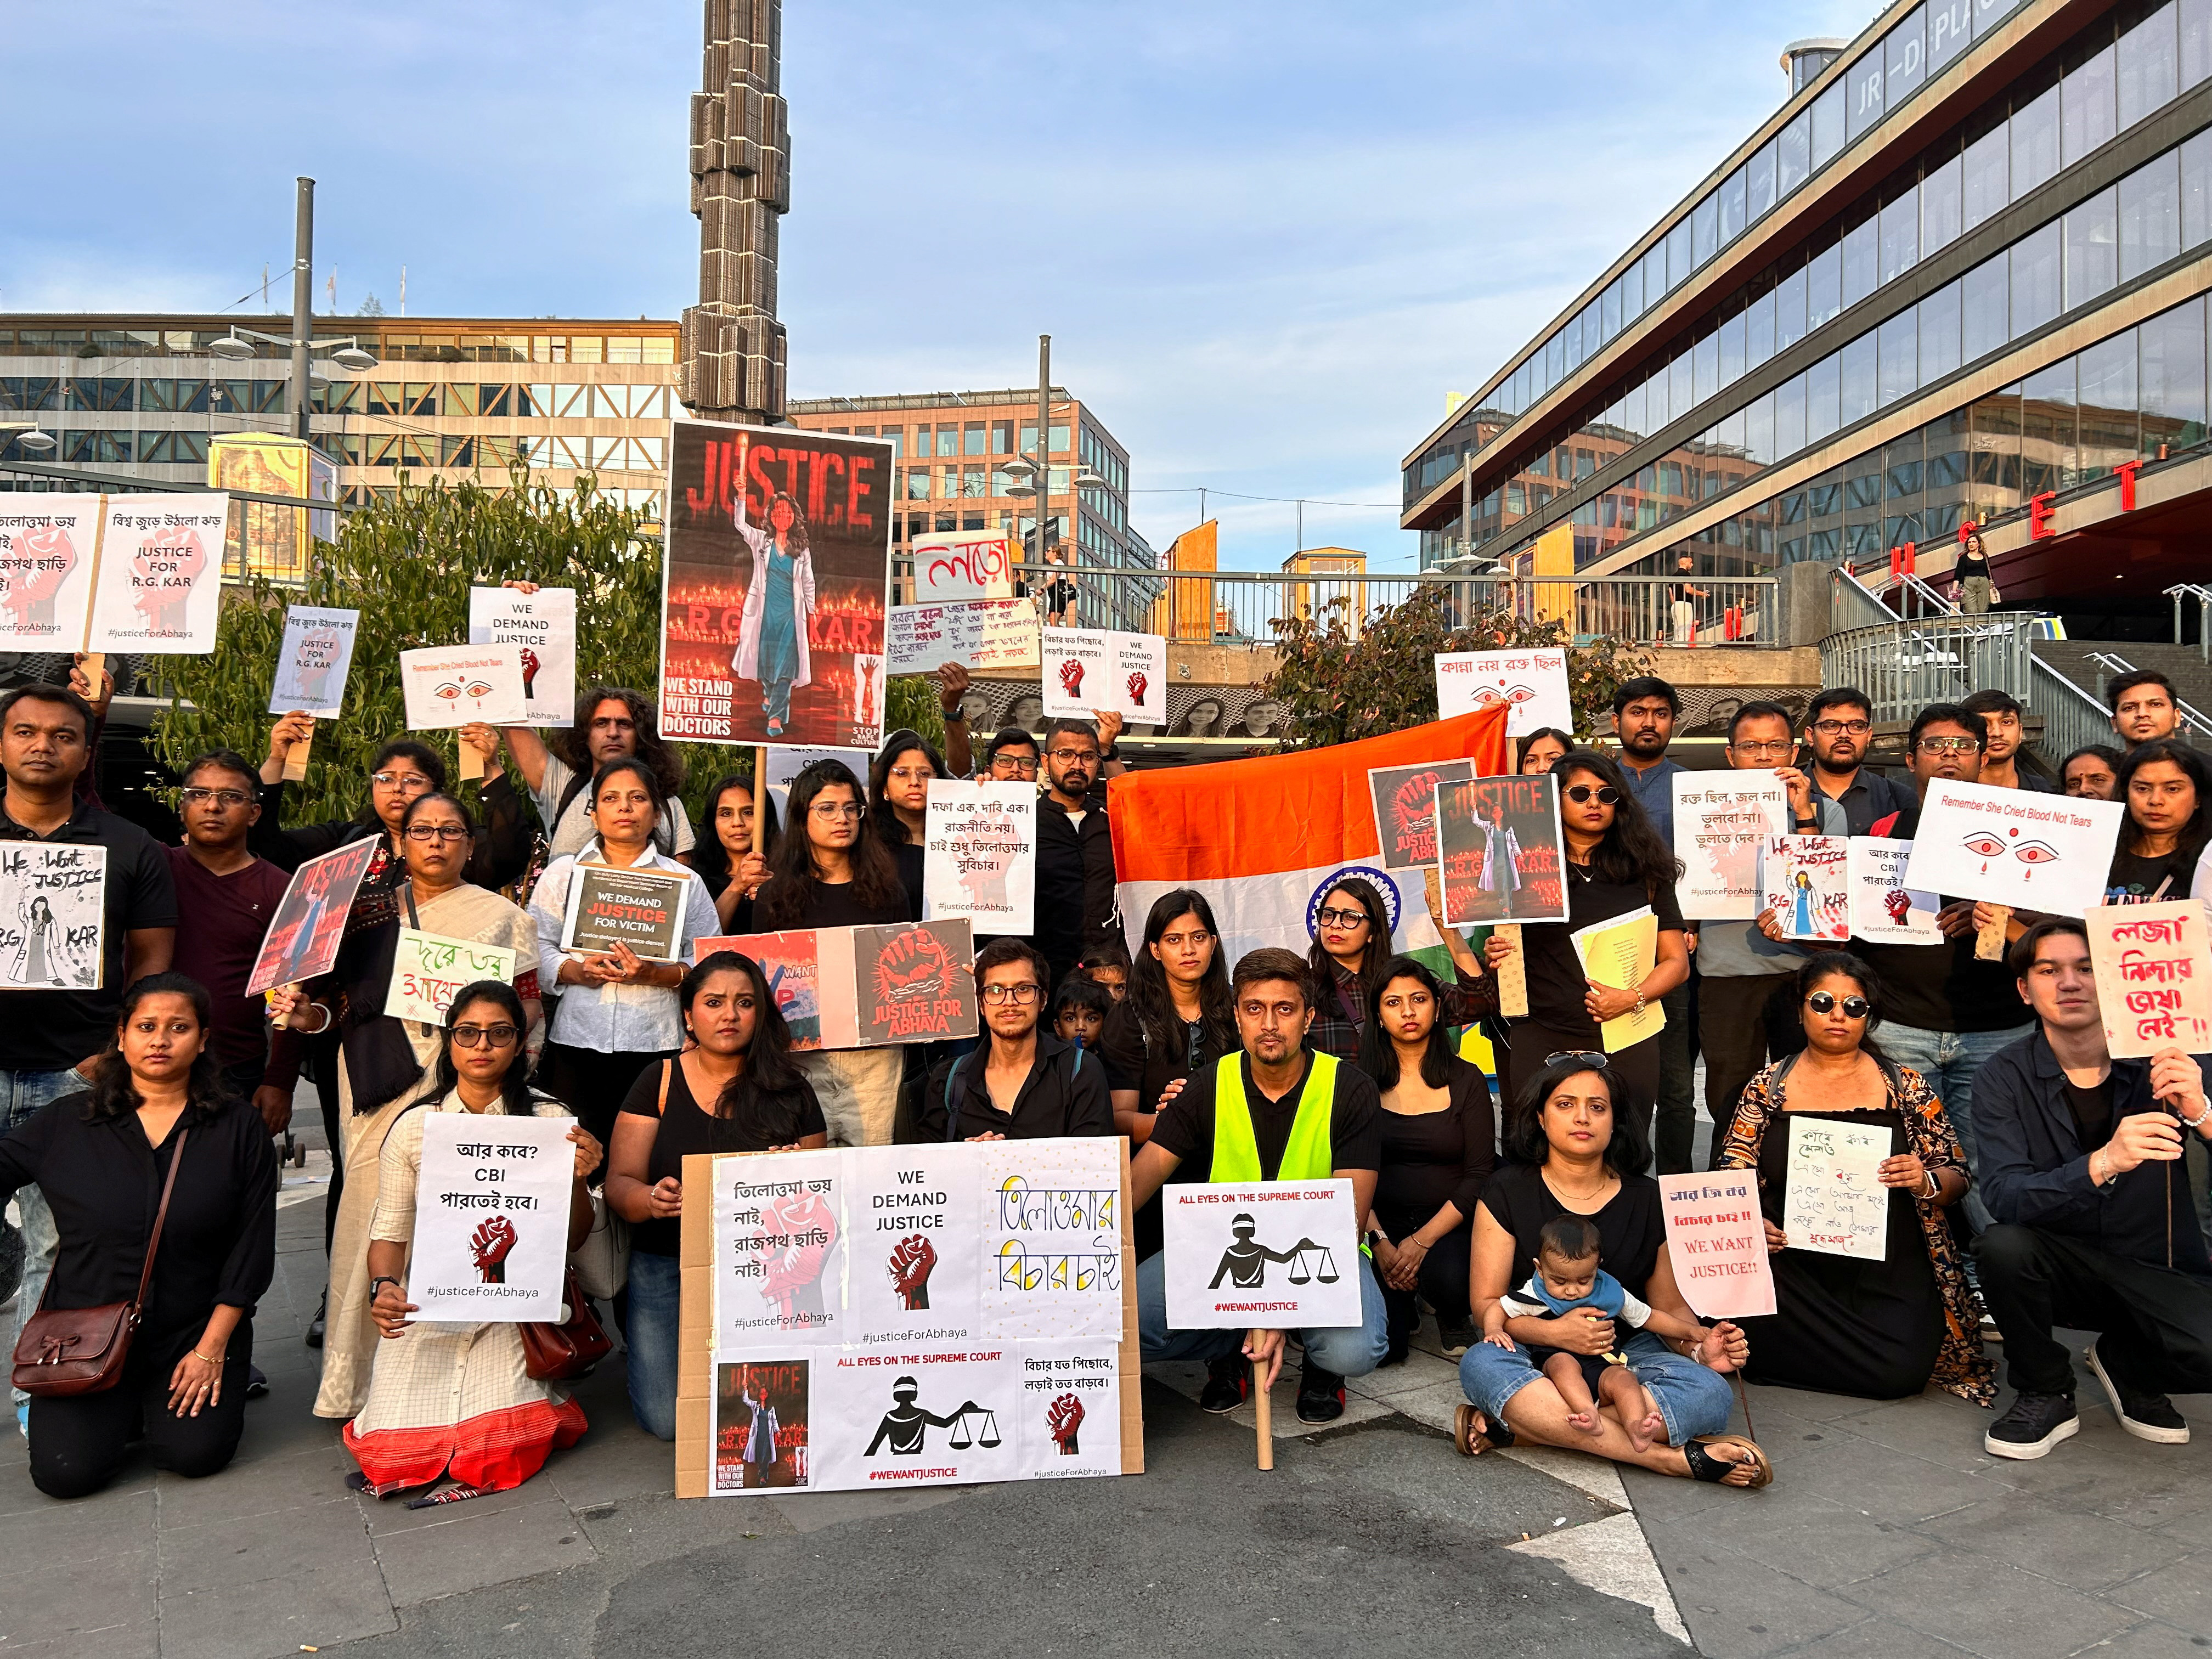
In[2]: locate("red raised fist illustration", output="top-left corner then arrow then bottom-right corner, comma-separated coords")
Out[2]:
1047,1392 -> 1085,1455
1127,671 -> 1148,708
874,927 -> 951,1003
1884,887 -> 1912,925
470,1214 -> 518,1283
131,525 -> 207,633
888,1233 -> 937,1310
0,522 -> 77,629
1391,770 -> 1442,836
518,645 -> 541,698
1059,658 -> 1085,698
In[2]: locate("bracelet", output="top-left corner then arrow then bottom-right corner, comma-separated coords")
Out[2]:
1921,1169 -> 1940,1199
191,1348 -> 224,1365
303,1002 -> 333,1035
1633,992 -> 1647,1017
2182,1103 -> 2211,1131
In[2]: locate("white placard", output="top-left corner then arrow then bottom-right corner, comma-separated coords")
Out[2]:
1658,1172 -> 1776,1320
0,843 -> 105,990
911,527 -> 1017,602
1848,836 -> 1944,944
808,1342 -> 1024,1492
89,494 -> 229,653
887,599 -> 1041,675
760,745 -> 874,819
1672,776 -> 1791,921
1758,833 -> 1852,941
714,1152 -> 848,1349
410,1112 -> 573,1321
269,606 -> 360,718
0,495 -> 100,651
469,585 -> 576,727
1434,647 -> 1573,738
979,1141 -> 1123,1339
844,1144 -> 985,1342
1160,1179 -> 1362,1331
1041,628 -> 1168,721
382,929 -> 518,1026
1781,1114 -> 1890,1262
2085,901 -> 2212,1059
1903,780 -> 2126,917
923,780 -> 1036,935
399,643 -> 529,729
1012,1339 -> 1124,1477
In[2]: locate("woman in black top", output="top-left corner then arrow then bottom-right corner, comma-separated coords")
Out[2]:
868,730 -> 947,906
695,774 -> 781,934
1955,527 -> 1994,615
1360,957 -> 1493,1362
2106,740 -> 2207,904
607,952 -> 827,1439
0,973 -> 277,1499
1482,749 -> 1688,1148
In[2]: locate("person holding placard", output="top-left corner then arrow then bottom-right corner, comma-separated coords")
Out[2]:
1974,919 -> 2212,1459
1,973 -> 276,1498
347,982 -> 600,1500
269,791 -> 543,1424
1455,1051 -> 1765,1485
867,728 -> 946,906
1131,948 -> 1389,1424
607,951 -> 827,1440
1481,750 -> 1689,1157
693,775 -> 780,935
528,759 -> 718,1156
2062,744 -> 2123,801
1360,957 -> 1493,1361
1609,680 -> 1699,1175
2102,740 -> 2207,906
1714,956 -> 1992,1405
919,939 -> 1112,1142
1801,687 -> 1912,836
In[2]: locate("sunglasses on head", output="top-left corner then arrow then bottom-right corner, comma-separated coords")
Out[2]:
1544,1049 -> 1612,1071
1807,990 -> 1870,1019
1564,784 -> 1621,805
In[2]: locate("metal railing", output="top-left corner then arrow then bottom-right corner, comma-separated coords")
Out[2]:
2084,648 -> 2212,741
2030,653 -> 2132,763
2167,583 -> 2212,660
1820,612 -> 2040,724
1831,566 -> 1900,633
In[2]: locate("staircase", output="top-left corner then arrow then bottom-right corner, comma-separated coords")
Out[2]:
2031,639 -> 2212,732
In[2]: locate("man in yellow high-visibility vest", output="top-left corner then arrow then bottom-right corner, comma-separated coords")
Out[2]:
1131,947 -> 1387,1424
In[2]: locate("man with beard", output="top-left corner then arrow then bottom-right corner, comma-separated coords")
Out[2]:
1802,686 -> 1913,834
1035,716 -> 1122,988
1610,676 -> 1697,1174
920,939 -> 1111,1140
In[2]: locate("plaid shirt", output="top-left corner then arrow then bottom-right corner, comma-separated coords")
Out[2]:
1307,957 -> 1492,1064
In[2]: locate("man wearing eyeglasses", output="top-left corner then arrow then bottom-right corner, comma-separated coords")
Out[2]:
918,939 -> 1111,1141
1035,716 -> 1124,990
1801,687 -> 1912,835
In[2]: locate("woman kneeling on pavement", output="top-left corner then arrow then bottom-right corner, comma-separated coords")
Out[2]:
1457,1051 -> 1770,1487
345,983 -> 601,1501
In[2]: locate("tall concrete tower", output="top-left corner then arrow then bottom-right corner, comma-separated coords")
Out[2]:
679,0 -> 789,426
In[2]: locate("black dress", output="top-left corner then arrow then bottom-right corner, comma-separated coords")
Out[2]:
1101,1001 -> 1231,1260
1374,1060 -> 1493,1334
1737,1107 -> 1941,1400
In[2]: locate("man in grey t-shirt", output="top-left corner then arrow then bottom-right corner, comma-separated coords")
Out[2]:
501,684 -> 696,860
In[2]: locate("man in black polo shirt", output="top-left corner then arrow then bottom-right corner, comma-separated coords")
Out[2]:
919,939 -> 1111,1140
1801,686 -> 1914,835
0,683 -> 177,1435
1131,947 -> 1387,1425
1976,918 -> 2212,1459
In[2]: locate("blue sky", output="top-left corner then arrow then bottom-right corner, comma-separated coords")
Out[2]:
4,1 -> 1872,569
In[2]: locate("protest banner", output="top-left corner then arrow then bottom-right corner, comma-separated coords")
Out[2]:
1041,628 -> 1168,722
269,606 -> 360,720
661,419 -> 890,751
910,527 -> 1015,603
1782,1115 -> 1890,1261
2085,900 -> 2212,1058
470,584 -> 576,727
1658,1172 -> 1776,1319
0,495 -> 100,651
409,1112 -> 573,1322
87,494 -> 229,654
0,844 -> 105,990
245,838 -> 381,995
1848,837 -> 1943,944
1366,760 -> 1475,872
1759,834 -> 1852,941
383,929 -> 520,1026
1672,776 -> 1790,921
701,928 -> 830,1048
1570,906 -> 1662,1052
1904,780 -> 2125,920
676,1136 -> 1140,1498
560,864 -> 689,962
886,599 -> 1041,675
924,780 -> 1036,934
702,919 -> 978,1049
1434,647 -> 1573,739
1436,775 -> 1568,927
399,644 -> 528,730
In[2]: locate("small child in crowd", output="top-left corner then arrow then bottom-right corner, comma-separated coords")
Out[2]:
1052,976 -> 1111,1051
1075,943 -> 1130,1002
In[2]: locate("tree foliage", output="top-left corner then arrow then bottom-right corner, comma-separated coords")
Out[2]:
1261,584 -> 1653,751
153,470 -> 741,825
884,676 -> 947,755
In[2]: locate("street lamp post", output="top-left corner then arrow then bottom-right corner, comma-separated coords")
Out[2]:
1002,334 -> 1109,614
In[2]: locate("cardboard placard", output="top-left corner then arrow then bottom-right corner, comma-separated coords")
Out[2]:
887,599 -> 1041,675
269,605 -> 360,719
1367,760 -> 1476,872
910,527 -> 1016,603
88,494 -> 228,653
469,585 -> 577,727
409,1113 -> 573,1322
1436,774 -> 1569,927
1672,776 -> 1791,921
1658,1171 -> 1776,1319
1848,836 -> 1944,944
1781,1115 -> 1890,1261
923,780 -> 1036,935
1434,647 -> 1572,738
1903,780 -> 2125,917
399,643 -> 529,729
2084,901 -> 2212,1058
382,929 -> 520,1026
700,919 -> 979,1050
559,864 -> 690,963
244,838 -> 381,995
1040,628 -> 1167,721
1569,905 -> 1662,1052
1759,834 -> 1852,941
0,495 -> 100,651
1159,1180 -> 1363,1331
0,844 -> 105,990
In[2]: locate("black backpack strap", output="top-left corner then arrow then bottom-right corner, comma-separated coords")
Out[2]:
943,1053 -> 967,1141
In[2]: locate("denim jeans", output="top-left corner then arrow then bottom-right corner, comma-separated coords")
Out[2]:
624,1249 -> 682,1442
4,1067 -> 86,1437
1458,1327 -> 1735,1448
1136,1248 -> 1390,1378
1880,1022 -> 2026,1233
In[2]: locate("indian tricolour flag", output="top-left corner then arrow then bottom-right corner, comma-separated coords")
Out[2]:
1106,707 -> 1509,971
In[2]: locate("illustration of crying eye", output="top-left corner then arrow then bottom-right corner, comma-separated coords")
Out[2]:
433,681 -> 462,701
1504,685 -> 1536,704
463,680 -> 494,698
1960,833 -> 2008,857
2012,840 -> 2060,866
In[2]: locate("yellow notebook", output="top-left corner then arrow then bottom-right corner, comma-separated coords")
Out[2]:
1568,905 -> 1663,1053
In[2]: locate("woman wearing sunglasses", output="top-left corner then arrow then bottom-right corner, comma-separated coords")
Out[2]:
1481,749 -> 1688,1146
1714,956 -> 1992,1405
267,792 -> 545,1425
1307,876 -> 1489,1063
345,983 -> 601,1502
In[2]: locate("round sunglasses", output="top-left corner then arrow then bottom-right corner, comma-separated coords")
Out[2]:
1564,784 -> 1621,805
1807,990 -> 1870,1019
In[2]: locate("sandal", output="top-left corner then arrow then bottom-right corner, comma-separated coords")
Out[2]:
1453,1404 -> 1493,1457
1684,1434 -> 1773,1488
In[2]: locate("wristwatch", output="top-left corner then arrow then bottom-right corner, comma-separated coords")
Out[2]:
943,705 -> 967,724
368,1276 -> 403,1302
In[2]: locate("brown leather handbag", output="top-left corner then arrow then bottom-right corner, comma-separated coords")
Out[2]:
518,1267 -> 612,1381
13,1128 -> 188,1398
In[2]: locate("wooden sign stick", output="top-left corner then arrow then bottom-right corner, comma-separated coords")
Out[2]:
1251,1334 -> 1274,1471
1494,923 -> 1529,1018
282,718 -> 313,783
80,495 -> 109,712
1975,904 -> 2011,962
